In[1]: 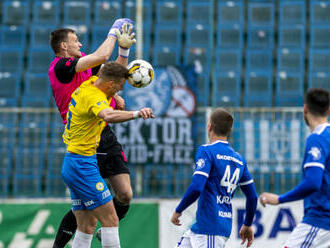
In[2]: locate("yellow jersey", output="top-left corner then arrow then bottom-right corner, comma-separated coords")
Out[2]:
63,76 -> 112,156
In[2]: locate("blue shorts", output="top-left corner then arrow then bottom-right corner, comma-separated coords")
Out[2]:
61,153 -> 112,211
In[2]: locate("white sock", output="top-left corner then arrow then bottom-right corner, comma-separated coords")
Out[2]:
101,227 -> 121,248
72,230 -> 93,248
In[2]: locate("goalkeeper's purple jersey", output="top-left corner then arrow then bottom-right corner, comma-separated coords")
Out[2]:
191,140 -> 254,237
302,122 -> 330,230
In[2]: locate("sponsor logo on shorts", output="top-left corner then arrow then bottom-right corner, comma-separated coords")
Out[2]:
96,182 -> 104,191
102,189 -> 111,199
84,200 -> 95,207
72,199 -> 81,206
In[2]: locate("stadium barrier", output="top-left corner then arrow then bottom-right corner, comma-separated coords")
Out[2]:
0,107 -> 311,198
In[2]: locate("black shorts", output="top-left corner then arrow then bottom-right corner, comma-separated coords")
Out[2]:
97,125 -> 129,178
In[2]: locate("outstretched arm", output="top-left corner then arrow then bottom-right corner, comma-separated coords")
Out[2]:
75,36 -> 116,72
260,166 -> 323,206
98,107 -> 154,123
76,19 -> 133,72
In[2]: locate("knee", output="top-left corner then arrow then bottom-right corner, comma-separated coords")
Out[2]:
102,212 -> 119,227
116,189 -> 133,204
78,220 -> 97,234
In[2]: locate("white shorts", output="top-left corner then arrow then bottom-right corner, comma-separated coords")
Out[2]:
175,230 -> 228,248
284,223 -> 330,248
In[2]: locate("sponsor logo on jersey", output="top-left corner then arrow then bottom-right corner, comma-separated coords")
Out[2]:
308,147 -> 321,160
216,154 -> 243,166
218,211 -> 232,218
96,182 -> 104,191
196,159 -> 205,169
97,101 -> 107,106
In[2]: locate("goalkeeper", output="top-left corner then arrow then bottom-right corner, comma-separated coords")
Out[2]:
48,19 -> 136,248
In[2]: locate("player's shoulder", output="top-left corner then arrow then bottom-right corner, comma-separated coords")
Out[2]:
307,124 -> 330,144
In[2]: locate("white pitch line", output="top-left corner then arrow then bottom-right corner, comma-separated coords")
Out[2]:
27,210 -> 50,235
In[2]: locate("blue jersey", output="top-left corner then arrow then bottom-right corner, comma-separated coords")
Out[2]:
190,140 -> 254,237
302,123 -> 330,230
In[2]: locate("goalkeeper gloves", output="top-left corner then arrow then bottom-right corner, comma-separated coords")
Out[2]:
108,18 -> 133,38
115,23 -> 136,58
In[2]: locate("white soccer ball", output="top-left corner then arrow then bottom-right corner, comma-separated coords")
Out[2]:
127,59 -> 154,88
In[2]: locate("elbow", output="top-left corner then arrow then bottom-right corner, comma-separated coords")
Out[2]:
99,54 -> 109,63
309,181 -> 321,193
93,53 -> 109,64
248,195 -> 258,206
188,186 -> 202,198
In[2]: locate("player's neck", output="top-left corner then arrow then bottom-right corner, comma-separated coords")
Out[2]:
56,51 -> 71,58
209,134 -> 227,144
309,117 -> 329,132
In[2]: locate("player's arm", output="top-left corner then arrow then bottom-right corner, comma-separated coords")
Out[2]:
98,107 -> 154,123
76,19 -> 135,72
261,166 -> 323,206
83,22 -> 136,75
239,166 -> 258,226
238,166 -> 258,248
260,136 -> 325,206
115,23 -> 136,67
171,148 -> 211,226
75,36 -> 116,72
171,174 -> 208,226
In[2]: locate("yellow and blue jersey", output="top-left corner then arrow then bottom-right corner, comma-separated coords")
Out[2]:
63,76 -> 112,156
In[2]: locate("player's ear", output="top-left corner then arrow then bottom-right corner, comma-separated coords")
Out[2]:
60,41 -> 67,51
207,122 -> 212,132
303,104 -> 308,114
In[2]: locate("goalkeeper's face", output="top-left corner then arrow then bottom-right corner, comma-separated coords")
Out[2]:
66,32 -> 82,58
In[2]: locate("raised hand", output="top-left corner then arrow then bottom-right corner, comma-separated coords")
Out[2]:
108,18 -> 134,38
115,23 -> 136,49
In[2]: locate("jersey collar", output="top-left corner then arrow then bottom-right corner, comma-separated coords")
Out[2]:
211,139 -> 228,145
313,122 -> 330,135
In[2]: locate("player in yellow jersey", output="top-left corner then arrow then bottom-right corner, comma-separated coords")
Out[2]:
61,62 -> 154,248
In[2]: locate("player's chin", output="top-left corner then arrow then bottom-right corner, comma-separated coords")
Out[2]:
76,51 -> 82,58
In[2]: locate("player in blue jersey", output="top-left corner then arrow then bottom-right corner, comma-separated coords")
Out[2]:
260,88 -> 330,248
171,108 -> 258,248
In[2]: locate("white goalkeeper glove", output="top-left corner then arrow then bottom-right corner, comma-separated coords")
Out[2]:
115,23 -> 136,58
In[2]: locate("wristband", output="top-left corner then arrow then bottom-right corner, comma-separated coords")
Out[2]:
119,46 -> 130,58
108,28 -> 118,38
133,111 -> 139,119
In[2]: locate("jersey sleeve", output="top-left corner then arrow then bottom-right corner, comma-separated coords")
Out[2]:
54,57 -> 79,83
193,146 -> 212,178
239,159 -> 254,187
85,91 -> 111,117
303,135 -> 327,171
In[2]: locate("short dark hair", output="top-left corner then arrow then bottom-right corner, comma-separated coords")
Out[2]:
210,108 -> 233,137
305,88 -> 330,117
49,28 -> 75,54
99,62 -> 129,82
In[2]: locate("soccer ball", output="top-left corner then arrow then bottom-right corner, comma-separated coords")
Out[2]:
127,59 -> 154,88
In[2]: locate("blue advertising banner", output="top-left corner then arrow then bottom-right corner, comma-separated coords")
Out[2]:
118,66 -> 197,165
